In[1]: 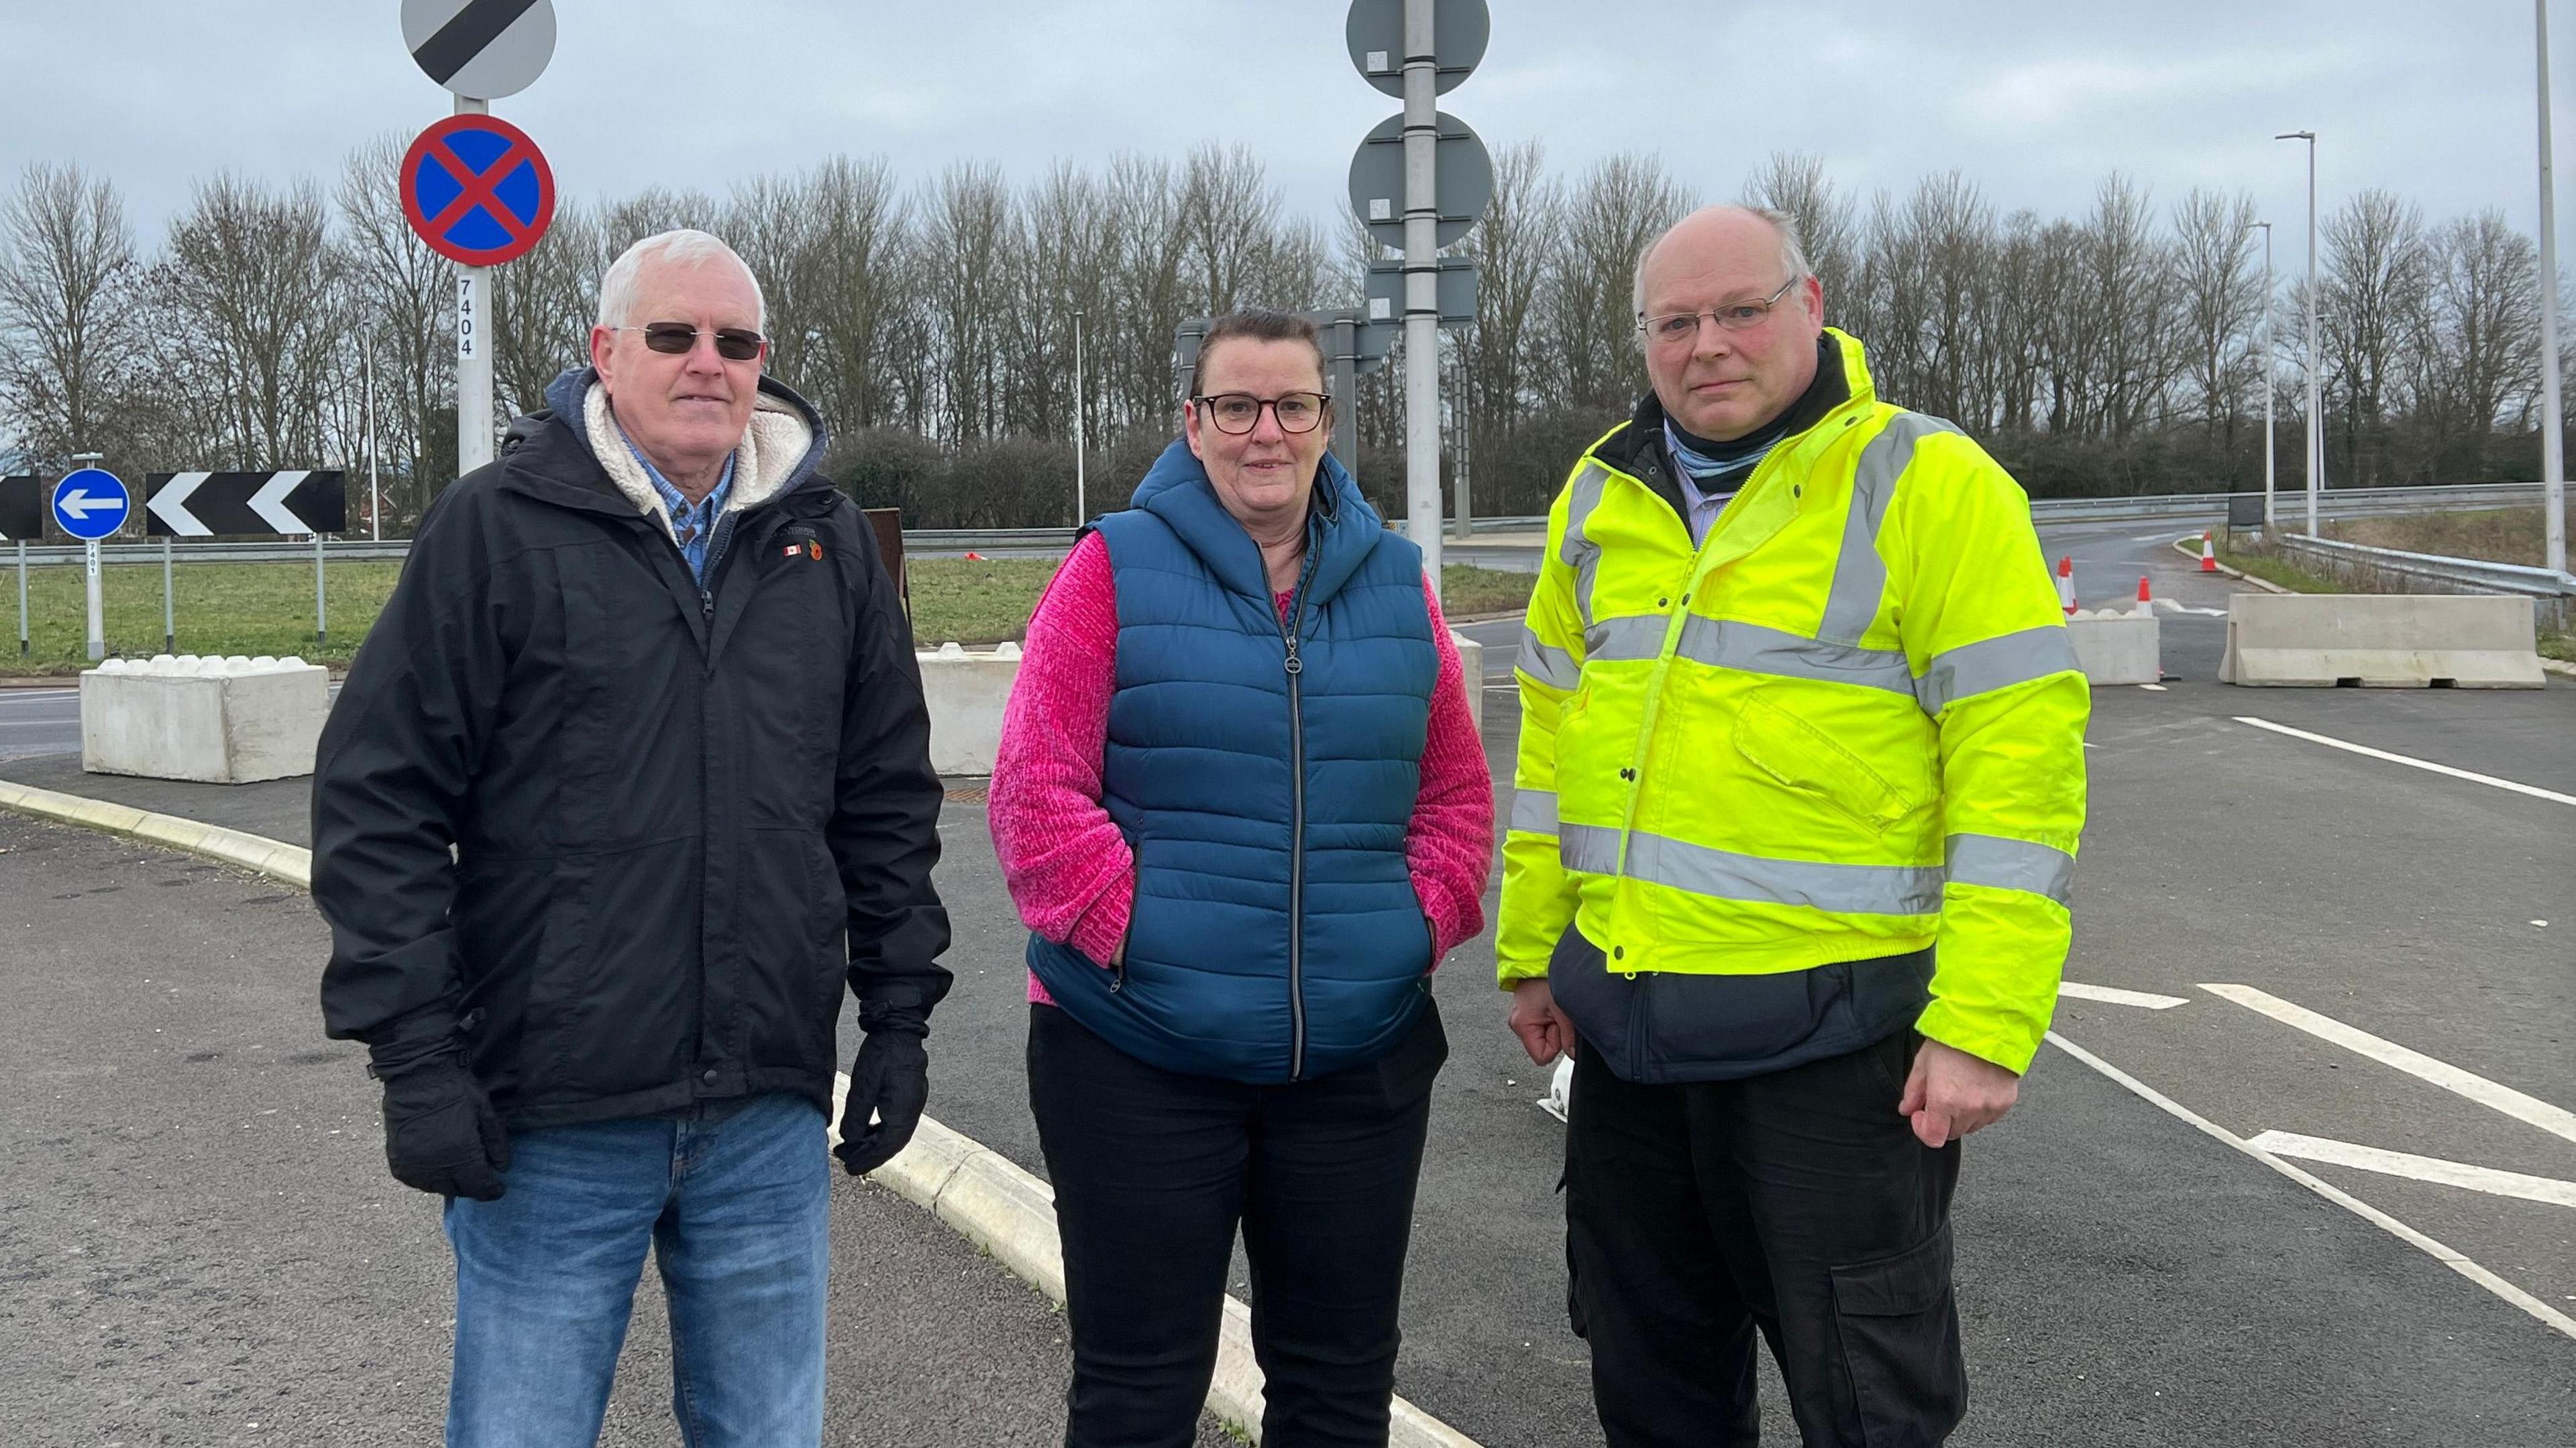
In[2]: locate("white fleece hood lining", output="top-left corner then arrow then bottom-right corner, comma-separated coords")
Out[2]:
583,381 -> 816,541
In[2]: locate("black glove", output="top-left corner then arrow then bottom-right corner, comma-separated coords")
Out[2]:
377,1054 -> 511,1201
834,1029 -> 928,1177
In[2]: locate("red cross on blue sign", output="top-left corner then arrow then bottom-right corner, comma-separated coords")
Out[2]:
400,113 -> 555,267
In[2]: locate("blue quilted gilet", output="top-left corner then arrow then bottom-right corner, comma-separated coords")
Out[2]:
1026,439 -> 1438,1083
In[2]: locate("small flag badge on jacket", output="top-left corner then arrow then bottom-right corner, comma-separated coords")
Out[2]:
784,541 -> 822,561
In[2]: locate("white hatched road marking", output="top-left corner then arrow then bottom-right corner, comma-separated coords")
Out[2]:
2233,716 -> 2576,807
2044,1031 -> 2576,1342
2059,981 -> 2191,1009
2247,1131 -> 2576,1209
2201,983 -> 2576,1148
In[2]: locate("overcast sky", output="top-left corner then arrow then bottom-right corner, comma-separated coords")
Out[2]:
1,0 -> 2564,275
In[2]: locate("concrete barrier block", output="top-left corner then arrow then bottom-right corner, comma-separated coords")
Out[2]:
2219,594 -> 2544,688
1453,632 -> 1484,732
80,655 -> 331,783
2066,612 -> 2161,686
917,643 -> 1020,777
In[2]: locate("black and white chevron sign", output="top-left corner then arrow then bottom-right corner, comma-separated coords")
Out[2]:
0,475 -> 41,541
146,471 -> 347,537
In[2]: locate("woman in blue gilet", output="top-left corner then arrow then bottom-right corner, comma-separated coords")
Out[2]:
989,310 -> 1493,1447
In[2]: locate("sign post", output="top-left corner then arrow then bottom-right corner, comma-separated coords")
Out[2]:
400,0 -> 558,477
52,464 -> 129,661
1348,0 -> 1491,602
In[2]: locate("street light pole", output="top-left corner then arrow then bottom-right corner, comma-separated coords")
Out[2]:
2537,0 -> 2568,575
2253,219 -> 2275,531
2276,130 -> 2320,535
364,345 -> 381,542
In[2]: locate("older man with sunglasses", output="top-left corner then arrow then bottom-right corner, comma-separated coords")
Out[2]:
1499,205 -> 2089,1446
313,229 -> 949,1447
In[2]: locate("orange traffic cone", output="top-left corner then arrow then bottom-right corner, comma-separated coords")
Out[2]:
2135,576 -> 2154,617
2056,556 -> 2076,615
2198,532 -> 2218,573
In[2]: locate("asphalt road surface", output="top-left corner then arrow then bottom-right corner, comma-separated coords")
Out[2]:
0,812 -> 1235,1448
8,519 -> 2573,1445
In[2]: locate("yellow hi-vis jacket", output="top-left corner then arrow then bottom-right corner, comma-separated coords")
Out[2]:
1498,330 -> 2088,1074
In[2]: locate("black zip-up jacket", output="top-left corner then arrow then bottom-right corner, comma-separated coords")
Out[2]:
314,368 -> 949,1129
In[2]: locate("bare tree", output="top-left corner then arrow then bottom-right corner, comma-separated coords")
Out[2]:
1459,141 -> 1560,436
918,162 -> 1012,443
0,163 -> 143,467
1545,153 -> 1691,410
152,174 -> 349,467
2170,188 -> 2261,442
338,135 -> 457,518
490,203 -> 602,424
2320,188 -> 2431,485
2412,209 -> 2540,480
1741,151 -> 1860,327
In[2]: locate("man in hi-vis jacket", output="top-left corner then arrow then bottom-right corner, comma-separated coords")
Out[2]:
1500,205 -> 2088,1448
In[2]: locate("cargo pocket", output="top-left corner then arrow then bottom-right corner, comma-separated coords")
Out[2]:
1732,690 -> 1916,837
1829,1224 -> 1968,1447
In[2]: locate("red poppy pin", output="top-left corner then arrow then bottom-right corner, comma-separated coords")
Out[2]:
807,541 -> 824,561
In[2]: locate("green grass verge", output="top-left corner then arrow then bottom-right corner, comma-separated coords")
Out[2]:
0,559 -> 402,676
0,557 -> 1541,677
1440,563 -> 1537,616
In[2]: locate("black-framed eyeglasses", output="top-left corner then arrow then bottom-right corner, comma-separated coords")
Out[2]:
613,323 -> 767,361
1192,391 -> 1331,435
1637,276 -> 1801,346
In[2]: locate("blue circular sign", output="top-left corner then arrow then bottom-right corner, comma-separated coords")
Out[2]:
52,467 -> 131,541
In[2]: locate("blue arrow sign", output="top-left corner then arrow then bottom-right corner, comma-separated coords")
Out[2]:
52,467 -> 131,541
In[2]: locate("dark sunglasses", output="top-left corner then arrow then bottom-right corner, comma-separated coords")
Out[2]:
614,323 -> 766,361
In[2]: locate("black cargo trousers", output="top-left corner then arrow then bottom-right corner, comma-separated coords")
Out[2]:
1564,1028 -> 1968,1447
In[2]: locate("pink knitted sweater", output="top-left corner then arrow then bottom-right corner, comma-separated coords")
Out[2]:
989,531 -> 1493,1005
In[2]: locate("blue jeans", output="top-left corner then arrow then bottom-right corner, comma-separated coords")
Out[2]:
442,1093 -> 830,1447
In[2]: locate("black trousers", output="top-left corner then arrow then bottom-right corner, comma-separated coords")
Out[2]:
1565,1029 -> 1967,1447
1027,1000 -> 1447,1448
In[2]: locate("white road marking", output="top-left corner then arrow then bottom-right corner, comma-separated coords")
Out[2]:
2200,983 -> 2576,1148
2137,683 -> 2167,691
2044,1030 -> 2576,1343
2247,1131 -> 2576,1209
2152,600 -> 2227,617
2231,716 -> 2576,807
2060,981 -> 2191,1009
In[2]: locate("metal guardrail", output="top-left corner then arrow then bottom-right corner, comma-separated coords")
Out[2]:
0,481 -> 2550,563
2273,532 -> 2576,606
1465,481 -> 2548,534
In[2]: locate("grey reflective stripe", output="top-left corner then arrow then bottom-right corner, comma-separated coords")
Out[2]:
1915,625 -> 2082,714
1559,825 -> 1945,917
1560,822 -> 1622,876
1818,413 -> 1964,645
1674,616 -> 1914,695
1517,628 -> 1581,689
1560,461 -> 1612,625
1584,613 -> 1670,663
1509,789 -> 1559,836
1946,832 -> 2074,907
